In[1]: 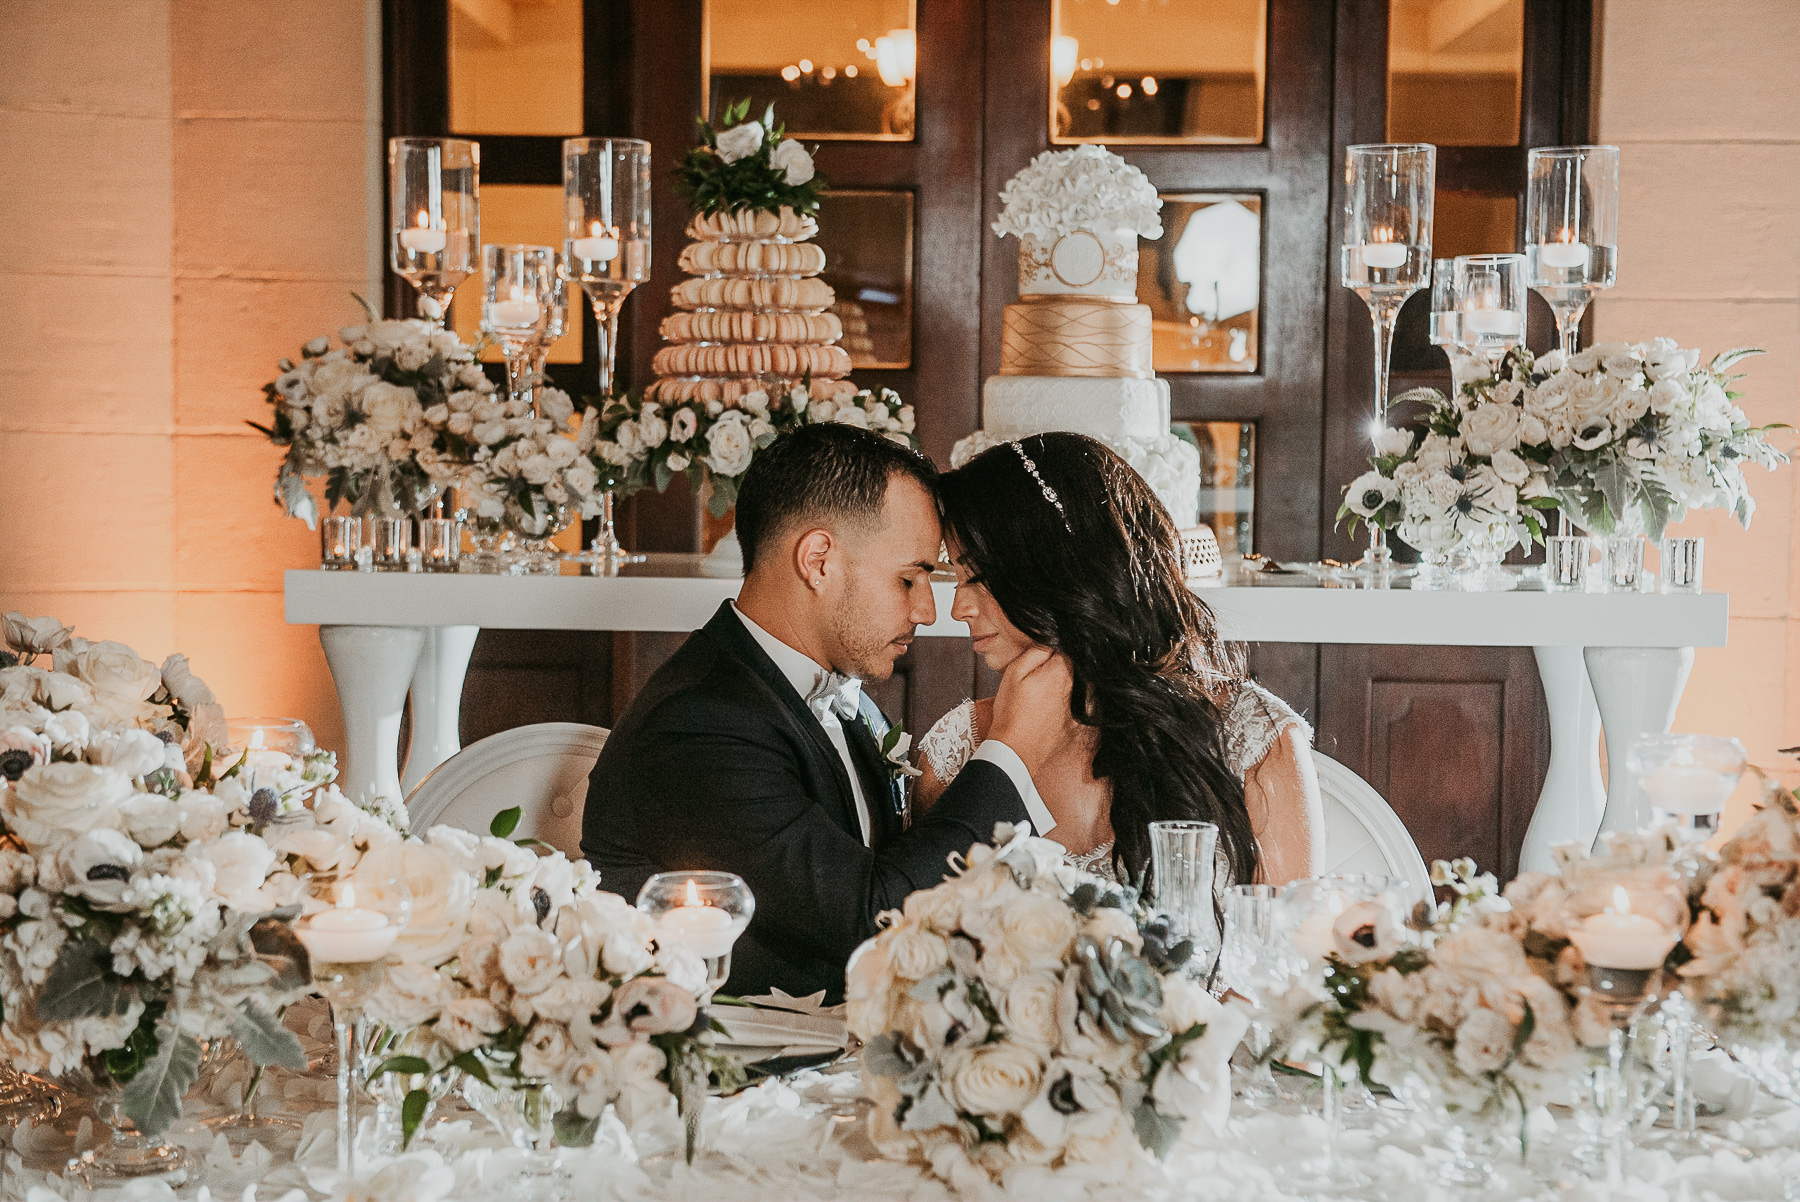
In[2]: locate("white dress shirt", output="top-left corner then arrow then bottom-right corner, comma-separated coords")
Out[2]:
730,605 -> 1056,842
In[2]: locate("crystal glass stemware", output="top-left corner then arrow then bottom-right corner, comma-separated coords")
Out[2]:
1342,143 -> 1434,573
1627,732 -> 1746,840
1149,821 -> 1221,978
1453,253 -> 1528,374
1219,884 -> 1289,1109
1428,257 -> 1484,399
389,137 -> 480,325
480,244 -> 562,410
1525,145 -> 1619,357
564,137 -> 652,573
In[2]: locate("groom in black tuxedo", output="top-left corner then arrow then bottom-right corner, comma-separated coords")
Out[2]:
581,423 -> 1072,999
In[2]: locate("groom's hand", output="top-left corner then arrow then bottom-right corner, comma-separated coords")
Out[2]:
987,646 -> 1079,776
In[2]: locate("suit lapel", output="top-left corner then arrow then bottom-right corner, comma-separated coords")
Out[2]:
699,604 -> 864,838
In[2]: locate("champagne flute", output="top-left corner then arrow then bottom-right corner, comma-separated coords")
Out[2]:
1525,145 -> 1619,357
1341,143 -> 1434,574
389,138 -> 479,325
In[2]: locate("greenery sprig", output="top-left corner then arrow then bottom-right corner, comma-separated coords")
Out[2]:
676,98 -> 826,217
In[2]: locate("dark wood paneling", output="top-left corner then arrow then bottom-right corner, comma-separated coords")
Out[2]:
461,630 -> 615,743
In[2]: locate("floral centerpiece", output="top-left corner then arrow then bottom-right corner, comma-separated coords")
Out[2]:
418,385 -> 601,539
591,383 -> 915,517
676,98 -> 824,217
846,823 -> 1246,1191
255,314 -> 490,527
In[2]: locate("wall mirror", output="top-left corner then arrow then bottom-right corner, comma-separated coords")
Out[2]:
1139,193 -> 1260,373
706,0 -> 917,139
812,190 -> 915,369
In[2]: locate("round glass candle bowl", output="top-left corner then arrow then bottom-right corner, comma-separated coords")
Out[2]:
636,871 -> 754,998
1628,733 -> 1746,840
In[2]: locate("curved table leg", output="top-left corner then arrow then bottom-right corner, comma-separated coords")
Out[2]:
320,624 -> 425,807
1523,646 -> 1608,873
1584,645 -> 1694,845
401,625 -> 479,797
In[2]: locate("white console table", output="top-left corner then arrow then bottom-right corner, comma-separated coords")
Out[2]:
284,557 -> 1728,873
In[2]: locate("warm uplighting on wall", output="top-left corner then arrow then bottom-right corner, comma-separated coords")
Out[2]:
874,29 -> 915,87
1051,35 -> 1079,88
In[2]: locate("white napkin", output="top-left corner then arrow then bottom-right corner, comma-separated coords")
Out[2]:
714,991 -> 848,1056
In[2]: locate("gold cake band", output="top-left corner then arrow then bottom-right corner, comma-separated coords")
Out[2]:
687,206 -> 818,244
660,310 -> 842,345
678,240 -> 827,277
653,342 -> 852,379
998,299 -> 1154,379
671,275 -> 835,311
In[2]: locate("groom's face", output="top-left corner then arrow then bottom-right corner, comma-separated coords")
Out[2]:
825,474 -> 942,681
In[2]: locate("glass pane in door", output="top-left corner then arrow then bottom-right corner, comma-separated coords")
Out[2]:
707,0 -> 916,139
1052,0 -> 1266,144
449,0 -> 584,135
1141,194 -> 1260,373
1180,421 -> 1256,555
1387,0 -> 1524,145
812,190 -> 915,369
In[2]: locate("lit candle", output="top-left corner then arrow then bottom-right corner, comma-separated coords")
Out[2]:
571,222 -> 619,265
1462,309 -> 1522,336
657,879 -> 738,958
1538,230 -> 1590,270
1361,229 -> 1408,270
1570,887 -> 1677,970
1643,765 -> 1735,817
487,286 -> 542,330
399,210 -> 448,255
295,886 -> 397,964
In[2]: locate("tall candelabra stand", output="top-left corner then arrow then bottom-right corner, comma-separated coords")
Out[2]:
389,137 -> 479,325
1340,143 -> 1434,575
564,137 -> 652,574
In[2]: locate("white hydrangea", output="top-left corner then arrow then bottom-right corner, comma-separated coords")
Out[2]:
992,144 -> 1163,241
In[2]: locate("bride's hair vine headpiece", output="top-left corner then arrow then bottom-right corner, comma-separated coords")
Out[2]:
1009,440 -> 1071,533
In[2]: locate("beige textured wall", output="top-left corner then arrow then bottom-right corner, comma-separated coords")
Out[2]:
1593,0 -> 1800,823
0,0 -> 381,753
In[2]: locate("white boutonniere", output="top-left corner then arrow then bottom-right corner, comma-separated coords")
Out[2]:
879,726 -> 922,780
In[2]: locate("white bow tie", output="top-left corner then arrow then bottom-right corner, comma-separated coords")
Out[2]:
805,671 -> 862,723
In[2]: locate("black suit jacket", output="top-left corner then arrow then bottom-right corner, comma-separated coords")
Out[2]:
581,602 -> 1030,999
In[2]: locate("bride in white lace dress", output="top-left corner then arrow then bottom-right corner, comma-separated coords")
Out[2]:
920,433 -> 1325,889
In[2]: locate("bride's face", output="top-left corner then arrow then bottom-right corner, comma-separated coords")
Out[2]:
947,543 -> 1036,671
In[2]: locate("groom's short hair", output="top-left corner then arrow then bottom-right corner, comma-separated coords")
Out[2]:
735,422 -> 938,574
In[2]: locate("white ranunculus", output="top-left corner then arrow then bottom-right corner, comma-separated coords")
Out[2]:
435,998 -> 508,1054
947,1041 -> 1043,1117
60,828 -> 144,910
1372,426 -> 1413,458
518,1020 -> 574,1080
1461,402 -> 1522,457
87,728 -> 168,780
120,793 -> 180,849
2,613 -> 74,657
199,831 -> 276,909
1345,471 -> 1398,518
704,411 -> 756,478
4,761 -> 133,847
1487,448 -> 1530,486
53,639 -> 161,722
176,789 -> 228,843
352,842 -> 475,967
499,926 -> 565,996
770,138 -> 815,185
714,120 -> 765,164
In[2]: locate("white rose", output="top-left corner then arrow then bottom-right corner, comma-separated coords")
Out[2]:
176,789 -> 228,843
714,120 -> 765,164
517,1020 -> 574,1082
2,614 -> 74,657
832,406 -> 869,429
352,841 -> 475,966
41,709 -> 90,752
526,978 -> 610,1025
636,410 -> 669,449
435,998 -> 508,1054
447,412 -> 475,437
367,962 -> 458,1029
947,1041 -> 1042,1117
1461,402 -> 1522,457
120,793 -> 179,849
157,653 -> 216,711
1082,907 -> 1142,953
1452,1007 -> 1516,1076
885,925 -> 949,980
610,1039 -> 666,1086
995,891 -> 1077,967
499,926 -> 565,996
87,728 -> 167,780
1345,470 -> 1398,518
361,381 -> 421,438
1001,970 -> 1063,1051
704,412 -> 756,478
770,138 -> 815,185
199,831 -> 275,909
52,639 -> 160,723
60,828 -> 143,910
4,762 -> 133,846
1372,426 -> 1413,458
572,1049 -> 619,1119
664,452 -> 689,473
537,388 -> 575,427
1159,975 -> 1220,1034
1488,448 -> 1530,486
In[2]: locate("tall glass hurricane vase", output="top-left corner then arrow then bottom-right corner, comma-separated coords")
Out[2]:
389,138 -> 480,325
1342,143 -> 1434,572
564,137 -> 652,572
481,245 -> 562,410
1525,145 -> 1619,357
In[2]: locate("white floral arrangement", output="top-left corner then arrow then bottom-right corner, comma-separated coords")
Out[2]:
419,385 -> 602,535
992,145 -> 1163,242
591,384 -> 916,517
0,614 -> 353,1136
353,808 -> 739,1158
1342,342 -> 1787,553
846,824 -> 1246,1190
256,316 -> 491,528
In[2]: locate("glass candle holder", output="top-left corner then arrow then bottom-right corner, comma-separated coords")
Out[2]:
1452,253 -> 1527,373
1659,537 -> 1704,593
1545,534 -> 1591,591
1149,820 -> 1220,975
480,244 -> 561,410
419,518 -> 462,572
321,516 -> 361,570
1525,145 -> 1619,357
636,871 -> 754,999
1629,732 -> 1745,840
389,137 -> 480,324
1601,534 -> 1646,592
367,518 -> 410,571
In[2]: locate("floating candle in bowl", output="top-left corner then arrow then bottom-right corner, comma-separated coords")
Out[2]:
1538,233 -> 1590,270
658,880 -> 739,958
1361,240 -> 1409,270
571,221 -> 619,265
296,885 -> 398,964
1570,887 -> 1677,970
1462,308 -> 1522,336
399,211 -> 448,255
487,285 -> 542,330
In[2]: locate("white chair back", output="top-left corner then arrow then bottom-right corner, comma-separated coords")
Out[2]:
1313,750 -> 1433,906
405,722 -> 608,860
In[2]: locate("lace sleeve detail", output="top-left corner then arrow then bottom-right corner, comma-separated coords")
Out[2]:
918,700 -> 979,785
1223,681 -> 1311,779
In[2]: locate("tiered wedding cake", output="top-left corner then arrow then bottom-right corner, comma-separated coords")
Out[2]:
648,205 -> 857,406
953,146 -> 1214,572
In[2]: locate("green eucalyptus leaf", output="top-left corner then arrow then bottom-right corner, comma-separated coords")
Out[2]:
120,1024 -> 201,1138
370,1055 -> 434,1079
402,1088 -> 430,1149
490,807 -> 522,839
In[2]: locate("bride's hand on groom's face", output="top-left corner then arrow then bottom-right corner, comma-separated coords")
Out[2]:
987,646 -> 1080,776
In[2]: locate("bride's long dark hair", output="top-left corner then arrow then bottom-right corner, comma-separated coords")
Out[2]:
938,432 -> 1258,888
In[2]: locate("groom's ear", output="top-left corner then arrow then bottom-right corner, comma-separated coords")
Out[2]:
793,527 -> 836,593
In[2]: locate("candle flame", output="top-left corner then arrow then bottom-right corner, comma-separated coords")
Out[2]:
685,879 -> 702,907
590,221 -> 604,238
1373,226 -> 1394,244
1558,227 -> 1575,244
415,210 -> 430,230
508,284 -> 523,302
1611,885 -> 1631,915
249,728 -> 266,750
339,883 -> 356,910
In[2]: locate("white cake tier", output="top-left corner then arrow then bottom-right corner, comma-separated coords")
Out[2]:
982,374 -> 1170,444
1018,228 -> 1139,301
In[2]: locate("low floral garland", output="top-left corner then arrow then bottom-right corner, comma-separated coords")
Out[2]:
846,823 -> 1246,1190
591,384 -> 916,517
676,98 -> 823,217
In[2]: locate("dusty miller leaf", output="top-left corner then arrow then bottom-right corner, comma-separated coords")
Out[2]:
39,940 -> 133,1021
120,1023 -> 201,1137
230,1001 -> 308,1072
